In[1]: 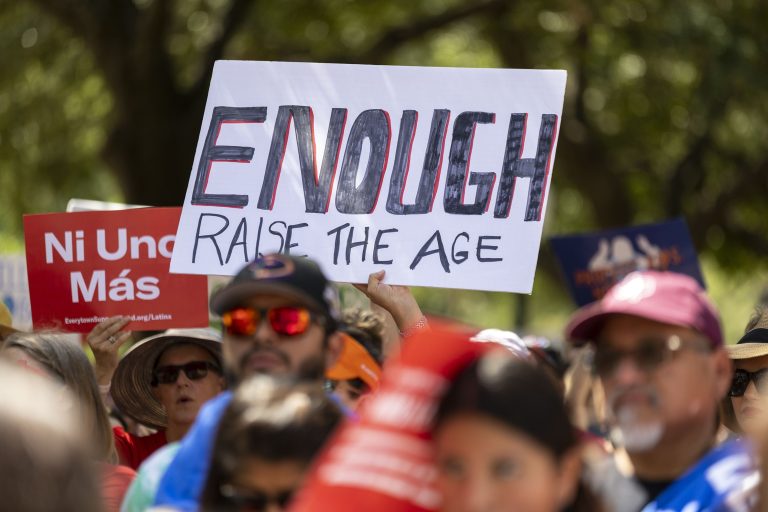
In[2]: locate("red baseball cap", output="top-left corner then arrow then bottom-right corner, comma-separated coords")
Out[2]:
565,270 -> 722,347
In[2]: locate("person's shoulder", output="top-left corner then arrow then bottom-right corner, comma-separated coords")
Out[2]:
705,440 -> 759,509
655,440 -> 759,511
113,425 -> 165,444
702,439 -> 755,474
101,462 -> 138,479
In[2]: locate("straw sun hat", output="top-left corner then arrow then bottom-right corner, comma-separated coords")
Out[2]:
727,308 -> 768,360
722,307 -> 768,433
110,328 -> 222,430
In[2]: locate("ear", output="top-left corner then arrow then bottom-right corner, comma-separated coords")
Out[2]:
711,348 -> 733,401
325,332 -> 343,370
555,448 -> 582,509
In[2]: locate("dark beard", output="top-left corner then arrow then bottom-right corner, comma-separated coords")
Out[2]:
296,353 -> 326,381
224,344 -> 327,385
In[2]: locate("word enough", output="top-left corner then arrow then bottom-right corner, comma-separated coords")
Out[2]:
191,106 -> 558,221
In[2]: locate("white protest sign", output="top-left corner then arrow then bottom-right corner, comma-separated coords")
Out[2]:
171,61 -> 566,293
66,198 -> 145,212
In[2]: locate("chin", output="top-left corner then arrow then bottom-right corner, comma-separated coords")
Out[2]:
244,365 -> 291,379
169,413 -> 197,426
740,417 -> 765,436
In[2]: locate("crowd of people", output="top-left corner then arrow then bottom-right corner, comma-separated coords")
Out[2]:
1,252 -> 766,511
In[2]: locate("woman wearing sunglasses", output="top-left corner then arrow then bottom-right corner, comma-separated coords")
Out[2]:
723,308 -> 768,439
109,328 -> 226,469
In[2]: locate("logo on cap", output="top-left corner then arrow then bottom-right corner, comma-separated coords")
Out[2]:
248,255 -> 295,280
611,272 -> 657,304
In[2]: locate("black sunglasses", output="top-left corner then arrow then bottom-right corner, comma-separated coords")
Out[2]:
151,361 -> 221,386
220,484 -> 294,511
729,368 -> 768,397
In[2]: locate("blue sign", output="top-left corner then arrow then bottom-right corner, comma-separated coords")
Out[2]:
0,254 -> 32,329
549,218 -> 704,306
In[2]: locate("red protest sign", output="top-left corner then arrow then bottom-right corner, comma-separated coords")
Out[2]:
23,207 -> 209,333
291,324 -> 487,512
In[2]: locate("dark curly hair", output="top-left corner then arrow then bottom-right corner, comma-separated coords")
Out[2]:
200,376 -> 342,511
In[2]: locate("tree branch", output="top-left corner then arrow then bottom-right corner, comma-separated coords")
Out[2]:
134,0 -> 176,93
350,0 -> 510,64
189,0 -> 254,99
662,131 -> 711,217
724,223 -> 768,256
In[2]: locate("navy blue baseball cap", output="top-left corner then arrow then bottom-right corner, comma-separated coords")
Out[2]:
210,254 -> 340,331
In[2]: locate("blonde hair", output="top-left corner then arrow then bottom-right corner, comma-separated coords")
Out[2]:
3,331 -> 116,462
0,360 -> 102,512
340,308 -> 385,360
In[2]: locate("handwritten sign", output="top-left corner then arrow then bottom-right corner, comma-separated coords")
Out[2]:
171,61 -> 567,293
24,207 -> 209,333
549,218 -> 705,306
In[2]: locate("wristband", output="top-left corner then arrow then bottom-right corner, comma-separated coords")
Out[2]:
399,316 -> 429,338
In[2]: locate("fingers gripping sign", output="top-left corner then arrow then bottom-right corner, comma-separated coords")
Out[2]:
353,271 -> 426,337
86,316 -> 132,387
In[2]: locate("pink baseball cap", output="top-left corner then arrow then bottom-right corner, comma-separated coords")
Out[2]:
565,270 -> 722,347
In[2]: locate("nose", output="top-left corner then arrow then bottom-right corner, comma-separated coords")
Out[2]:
459,475 -> 494,512
175,369 -> 192,387
609,356 -> 647,388
253,313 -> 278,345
743,380 -> 761,401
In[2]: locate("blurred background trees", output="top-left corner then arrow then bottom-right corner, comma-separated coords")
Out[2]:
2,0 -> 766,339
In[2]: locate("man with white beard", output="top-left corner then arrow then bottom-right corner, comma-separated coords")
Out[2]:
566,270 -> 758,512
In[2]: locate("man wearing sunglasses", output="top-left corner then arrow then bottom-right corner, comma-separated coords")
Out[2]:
154,253 -> 342,511
108,328 -> 225,469
566,270 -> 757,511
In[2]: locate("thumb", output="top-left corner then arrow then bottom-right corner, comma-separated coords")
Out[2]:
353,270 -> 387,294
371,270 -> 386,283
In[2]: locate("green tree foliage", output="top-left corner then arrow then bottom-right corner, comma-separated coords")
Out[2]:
1,0 -> 766,335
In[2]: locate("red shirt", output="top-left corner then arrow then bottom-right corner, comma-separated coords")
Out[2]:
100,463 -> 137,512
113,426 -> 167,470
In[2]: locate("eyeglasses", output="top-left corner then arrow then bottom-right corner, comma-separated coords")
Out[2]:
593,335 -> 711,378
221,306 -> 317,337
151,361 -> 221,386
729,369 -> 768,397
220,484 -> 294,511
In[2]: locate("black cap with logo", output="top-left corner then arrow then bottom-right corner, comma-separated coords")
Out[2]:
210,254 -> 340,332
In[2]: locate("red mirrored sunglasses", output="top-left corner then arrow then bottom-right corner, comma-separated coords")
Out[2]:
221,306 -> 315,337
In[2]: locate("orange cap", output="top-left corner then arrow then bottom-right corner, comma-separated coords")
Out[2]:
326,333 -> 382,391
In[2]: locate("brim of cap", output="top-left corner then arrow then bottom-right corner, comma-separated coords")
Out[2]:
210,281 -> 324,317
726,343 -> 768,360
326,333 -> 381,390
565,301 -> 703,346
111,333 -> 222,430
